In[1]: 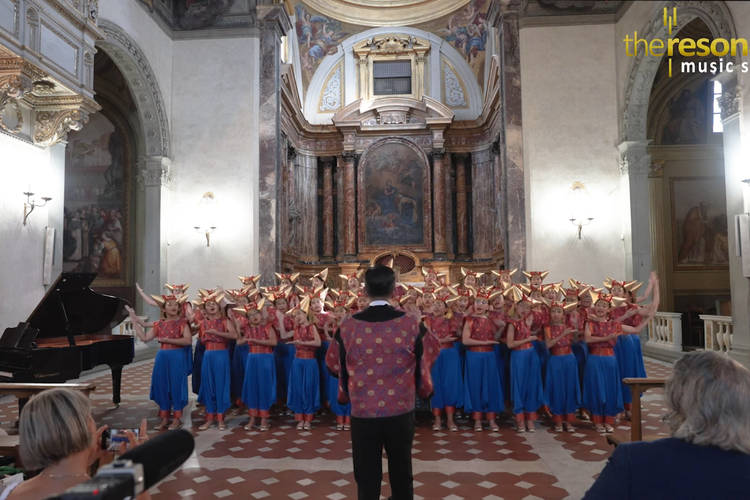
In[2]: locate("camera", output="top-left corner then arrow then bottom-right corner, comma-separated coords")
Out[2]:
51,459 -> 144,500
101,428 -> 139,452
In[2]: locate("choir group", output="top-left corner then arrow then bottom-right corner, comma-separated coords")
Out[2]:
125,265 -> 660,435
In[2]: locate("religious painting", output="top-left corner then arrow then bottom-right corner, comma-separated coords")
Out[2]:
358,138 -> 432,253
670,176 -> 729,271
63,111 -> 130,286
295,4 -> 353,89
177,0 -> 236,30
661,82 -> 709,145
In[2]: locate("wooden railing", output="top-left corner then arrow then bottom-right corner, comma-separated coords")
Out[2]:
646,312 -> 683,352
701,315 -> 733,354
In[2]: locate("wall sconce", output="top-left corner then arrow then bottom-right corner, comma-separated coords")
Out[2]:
23,191 -> 52,226
742,178 -> 750,185
568,181 -> 594,239
194,191 -> 218,247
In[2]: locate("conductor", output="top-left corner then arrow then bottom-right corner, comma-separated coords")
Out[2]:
327,265 -> 439,500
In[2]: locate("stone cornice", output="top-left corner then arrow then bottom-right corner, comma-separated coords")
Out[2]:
257,4 -> 292,40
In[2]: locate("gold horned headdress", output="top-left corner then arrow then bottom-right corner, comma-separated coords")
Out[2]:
542,298 -> 577,314
587,290 -> 628,308
151,293 -> 189,308
232,297 -> 266,317
238,275 -> 261,287
165,283 -> 190,296
603,277 -> 643,293
523,270 -> 549,282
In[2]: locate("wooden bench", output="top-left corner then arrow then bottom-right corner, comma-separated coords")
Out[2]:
606,377 -> 667,448
0,382 -> 97,420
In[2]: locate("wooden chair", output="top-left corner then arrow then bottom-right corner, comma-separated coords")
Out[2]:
606,377 -> 667,448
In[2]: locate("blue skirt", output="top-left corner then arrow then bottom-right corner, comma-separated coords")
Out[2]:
497,343 -> 512,402
317,341 -> 330,406
327,370 -> 351,418
583,354 -> 623,417
431,347 -> 463,411
544,354 -> 581,417
274,342 -> 296,403
150,348 -> 189,412
192,340 -> 205,395
614,334 -> 647,406
571,341 -> 588,392
231,343 -> 250,400
463,351 -> 503,415
241,352 -> 276,412
532,340 -> 550,387
197,349 -> 231,415
510,348 -> 546,415
288,357 -> 321,416
183,344 -> 193,376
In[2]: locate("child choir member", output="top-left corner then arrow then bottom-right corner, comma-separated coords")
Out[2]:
325,297 -> 354,430
340,270 -> 364,292
227,286 -> 255,415
543,299 -> 581,432
233,297 -> 277,432
505,286 -> 545,433
287,298 -> 322,430
425,297 -> 462,432
462,286 -> 504,432
195,291 -> 237,430
128,293 -> 191,431
266,289 -> 296,411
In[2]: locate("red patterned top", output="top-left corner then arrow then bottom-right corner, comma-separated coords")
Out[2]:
566,309 -> 587,331
337,314 -> 438,418
508,317 -> 533,349
587,319 -> 622,349
488,310 -> 508,340
610,304 -> 641,328
243,323 -> 273,342
424,315 -> 454,341
153,319 -> 188,340
312,311 -> 332,338
465,315 -> 496,342
269,308 -> 295,341
545,324 -> 572,350
531,309 -> 549,339
199,318 -> 229,344
294,324 -> 318,355
450,311 -> 467,336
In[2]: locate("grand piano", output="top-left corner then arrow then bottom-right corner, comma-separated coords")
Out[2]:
0,273 -> 133,407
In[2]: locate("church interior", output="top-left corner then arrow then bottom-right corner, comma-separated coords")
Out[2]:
1,0 -> 749,498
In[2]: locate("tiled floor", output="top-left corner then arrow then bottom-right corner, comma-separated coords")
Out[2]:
0,357 -> 674,499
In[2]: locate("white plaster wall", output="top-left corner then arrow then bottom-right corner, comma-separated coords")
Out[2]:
521,23 -> 625,286
727,1 -> 750,154
98,0 -> 174,122
167,37 -> 260,290
0,134 -> 59,331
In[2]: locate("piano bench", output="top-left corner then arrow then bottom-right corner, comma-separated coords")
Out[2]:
0,382 -> 98,400
0,435 -> 20,467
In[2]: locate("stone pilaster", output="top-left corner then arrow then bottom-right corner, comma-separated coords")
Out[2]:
444,152 -> 454,259
492,140 -> 504,255
284,146 -> 299,257
647,161 -> 668,311
342,150 -> 357,261
296,152 -> 319,262
321,156 -> 335,260
471,147 -> 494,259
138,156 -> 170,322
618,140 -> 653,283
257,5 -> 292,282
432,148 -> 447,259
455,153 -> 469,259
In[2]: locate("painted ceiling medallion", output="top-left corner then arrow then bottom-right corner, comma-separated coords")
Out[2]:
301,0 -> 473,27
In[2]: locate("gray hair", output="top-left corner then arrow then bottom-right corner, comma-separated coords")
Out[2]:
19,388 -> 93,470
664,350 -> 750,454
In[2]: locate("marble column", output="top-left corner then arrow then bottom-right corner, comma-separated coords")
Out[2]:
618,140 -> 652,283
342,150 -> 357,261
716,79 -> 750,367
647,161 -> 668,312
257,5 -> 292,283
336,155 -> 345,261
455,153 -> 469,259
283,146 -> 297,256
433,148 -> 447,259
491,141 -> 504,255
490,5 -> 526,273
139,156 -> 170,322
296,151 -> 319,262
444,153 -> 454,258
472,147 -> 494,259
321,156 -> 335,260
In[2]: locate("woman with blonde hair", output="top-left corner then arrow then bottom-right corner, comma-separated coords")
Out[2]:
584,350 -> 750,499
3,388 -> 149,500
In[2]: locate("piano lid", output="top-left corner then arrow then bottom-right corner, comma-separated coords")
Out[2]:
26,273 -> 131,340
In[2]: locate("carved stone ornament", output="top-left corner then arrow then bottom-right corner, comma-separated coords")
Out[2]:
648,160 -> 665,178
0,74 -> 29,134
320,65 -> 342,112
380,111 -> 408,125
366,35 -> 414,54
717,86 -> 741,120
619,154 -> 652,176
34,109 -> 89,146
342,150 -> 357,162
139,166 -> 170,187
443,63 -> 467,107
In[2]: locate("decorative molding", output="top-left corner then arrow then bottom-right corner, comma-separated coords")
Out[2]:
98,20 -> 171,157
342,150 -> 357,161
34,108 -> 88,146
0,97 -> 22,133
620,1 -> 736,141
442,60 -> 467,108
717,85 -> 741,120
433,147 -> 445,160
319,64 -> 342,112
139,165 -> 170,188
648,159 -> 665,178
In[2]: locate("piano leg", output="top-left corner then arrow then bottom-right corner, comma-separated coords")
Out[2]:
110,364 -> 123,408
